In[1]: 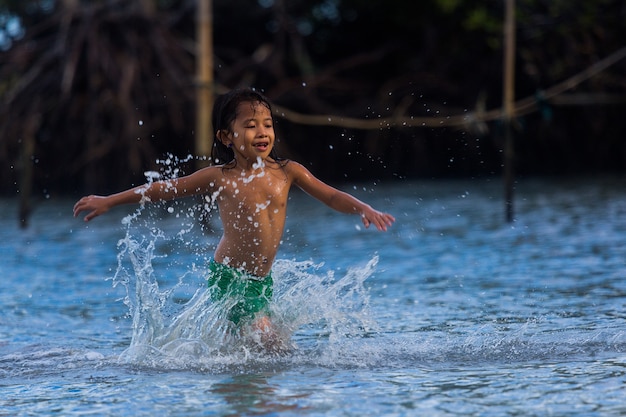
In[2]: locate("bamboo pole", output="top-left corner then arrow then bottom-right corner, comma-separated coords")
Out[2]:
196,0 -> 214,168
503,0 -> 516,223
18,112 -> 40,228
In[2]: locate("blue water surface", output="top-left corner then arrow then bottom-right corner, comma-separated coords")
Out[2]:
1,176 -> 625,416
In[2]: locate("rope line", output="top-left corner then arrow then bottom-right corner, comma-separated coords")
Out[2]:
272,46 -> 626,131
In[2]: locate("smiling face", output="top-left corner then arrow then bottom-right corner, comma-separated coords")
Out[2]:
219,100 -> 275,167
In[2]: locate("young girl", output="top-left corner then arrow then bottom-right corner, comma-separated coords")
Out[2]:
74,88 -> 395,351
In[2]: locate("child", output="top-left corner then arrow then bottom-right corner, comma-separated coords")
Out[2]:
74,88 -> 395,352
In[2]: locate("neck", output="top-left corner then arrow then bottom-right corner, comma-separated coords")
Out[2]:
234,155 -> 270,172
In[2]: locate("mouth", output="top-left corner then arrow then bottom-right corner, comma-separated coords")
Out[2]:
253,141 -> 270,151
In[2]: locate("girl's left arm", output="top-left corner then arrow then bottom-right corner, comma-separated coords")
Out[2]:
289,161 -> 395,231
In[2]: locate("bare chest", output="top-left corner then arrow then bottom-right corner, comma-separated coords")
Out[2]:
216,169 -> 290,217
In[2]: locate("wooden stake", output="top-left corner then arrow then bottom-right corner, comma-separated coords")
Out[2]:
18,112 -> 40,228
503,0 -> 516,223
196,0 -> 214,168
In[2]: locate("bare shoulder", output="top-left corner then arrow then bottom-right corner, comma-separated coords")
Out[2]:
282,160 -> 312,181
187,165 -> 224,182
174,164 -> 225,194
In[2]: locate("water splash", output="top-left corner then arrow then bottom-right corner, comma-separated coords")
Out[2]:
109,159 -> 379,370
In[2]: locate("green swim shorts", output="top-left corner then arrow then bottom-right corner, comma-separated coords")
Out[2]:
207,259 -> 273,325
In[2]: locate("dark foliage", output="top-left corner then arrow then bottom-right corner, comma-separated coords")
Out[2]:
0,0 -> 625,198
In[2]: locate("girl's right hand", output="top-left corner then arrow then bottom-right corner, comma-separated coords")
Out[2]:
73,195 -> 110,222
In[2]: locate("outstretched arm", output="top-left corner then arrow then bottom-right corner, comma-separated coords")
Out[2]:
289,162 -> 395,231
73,184 -> 154,222
73,166 -> 219,222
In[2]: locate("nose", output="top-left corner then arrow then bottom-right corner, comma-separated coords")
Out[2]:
258,126 -> 269,137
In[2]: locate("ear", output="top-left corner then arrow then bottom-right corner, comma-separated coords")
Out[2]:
216,130 -> 230,146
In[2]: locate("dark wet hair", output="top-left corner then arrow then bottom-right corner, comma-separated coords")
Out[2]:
211,88 -> 282,165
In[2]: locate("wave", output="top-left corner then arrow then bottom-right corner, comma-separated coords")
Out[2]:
2,325 -> 624,379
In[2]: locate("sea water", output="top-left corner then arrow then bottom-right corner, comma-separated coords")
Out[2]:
1,175 -> 626,416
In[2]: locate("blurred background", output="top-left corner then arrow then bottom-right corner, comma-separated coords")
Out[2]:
1,0 -> 624,200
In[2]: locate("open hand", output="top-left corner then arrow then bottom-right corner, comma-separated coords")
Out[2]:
361,208 -> 395,231
73,195 -> 110,222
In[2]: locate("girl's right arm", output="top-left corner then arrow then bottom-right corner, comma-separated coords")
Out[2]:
73,186 -> 152,222
73,166 -> 221,222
